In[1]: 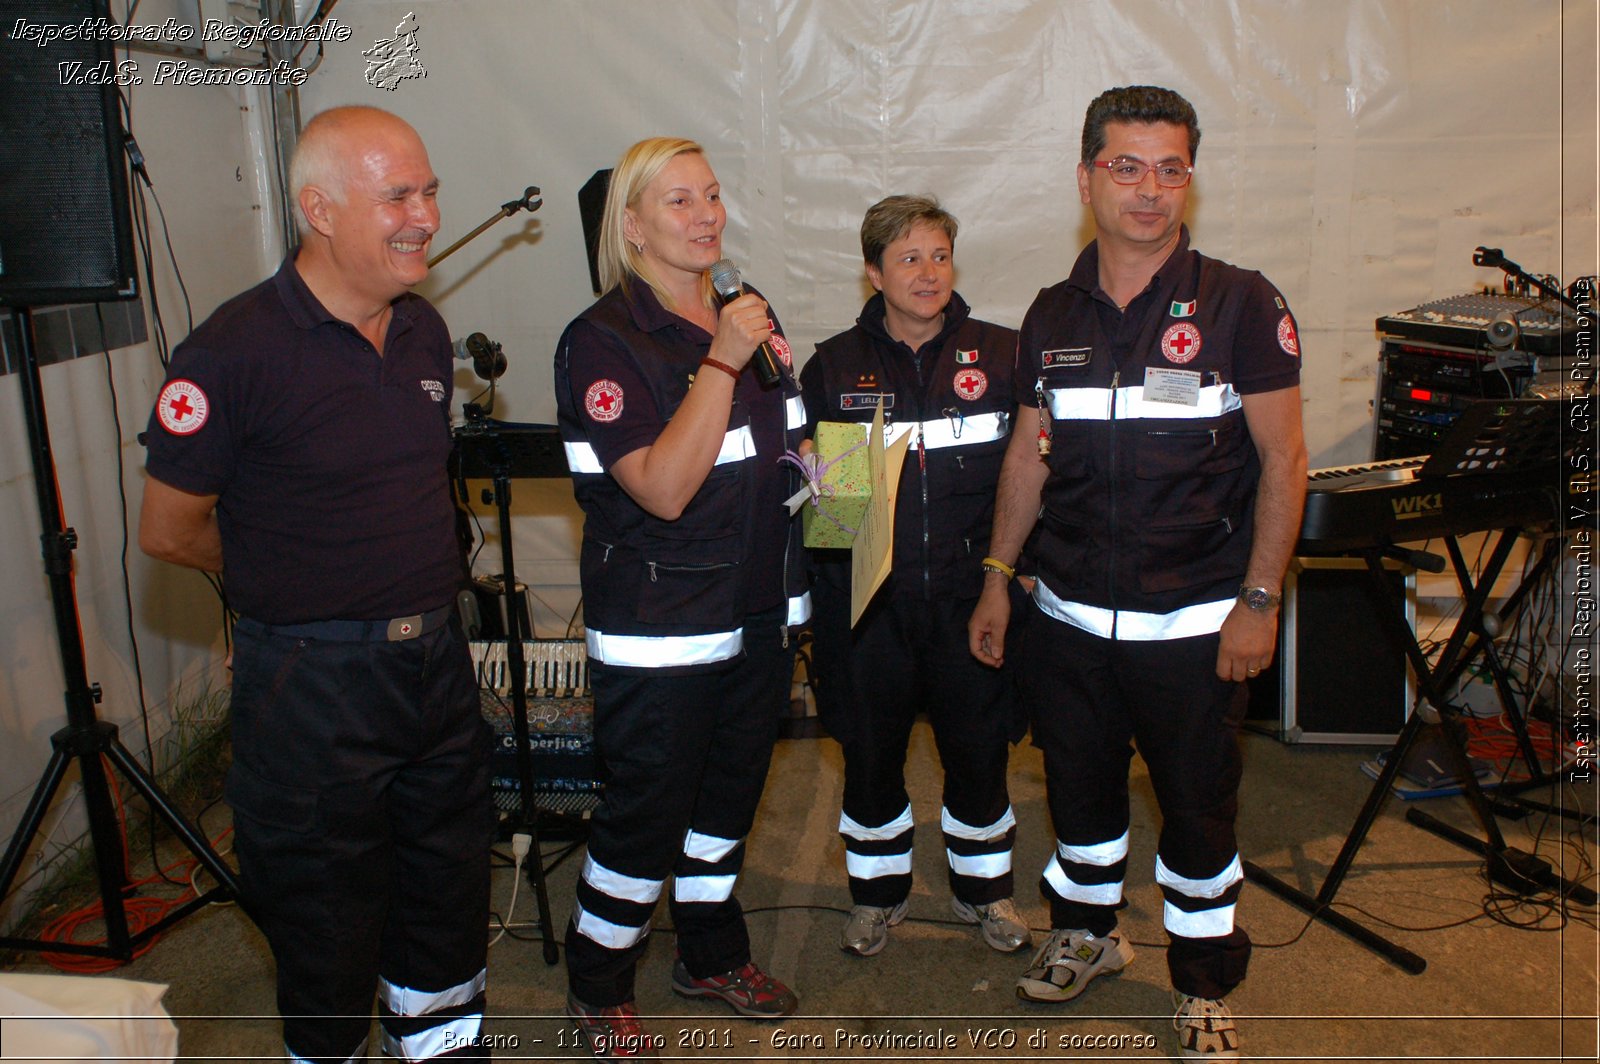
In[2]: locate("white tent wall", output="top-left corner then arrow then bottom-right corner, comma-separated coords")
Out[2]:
301,0 -> 1596,637
0,0 -> 287,928
0,0 -> 1593,924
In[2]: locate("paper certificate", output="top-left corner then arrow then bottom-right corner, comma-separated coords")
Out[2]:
850,403 -> 910,627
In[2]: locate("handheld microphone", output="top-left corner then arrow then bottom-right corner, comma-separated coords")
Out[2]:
709,259 -> 782,386
452,333 -> 507,381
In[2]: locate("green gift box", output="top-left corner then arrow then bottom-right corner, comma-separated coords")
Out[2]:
802,421 -> 872,549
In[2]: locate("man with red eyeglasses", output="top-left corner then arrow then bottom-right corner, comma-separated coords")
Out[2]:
968,85 -> 1307,1060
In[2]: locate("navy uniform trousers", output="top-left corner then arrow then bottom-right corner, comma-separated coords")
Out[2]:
1021,611 -> 1252,1000
565,607 -> 793,1007
810,579 -> 1016,910
227,616 -> 495,1063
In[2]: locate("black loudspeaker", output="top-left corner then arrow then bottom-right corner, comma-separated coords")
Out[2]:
1245,558 -> 1415,744
577,169 -> 611,295
0,0 -> 138,306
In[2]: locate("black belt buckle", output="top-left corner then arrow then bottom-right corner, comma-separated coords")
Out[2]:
386,614 -> 425,641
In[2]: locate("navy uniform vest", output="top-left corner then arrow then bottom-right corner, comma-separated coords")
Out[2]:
1020,232 -> 1297,638
555,284 -> 809,669
804,292 -> 1016,600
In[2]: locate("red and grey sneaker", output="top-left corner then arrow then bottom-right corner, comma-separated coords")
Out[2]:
670,958 -> 799,1017
564,994 -> 661,1059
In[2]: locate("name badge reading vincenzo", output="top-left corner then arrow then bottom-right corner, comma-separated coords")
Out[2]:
1041,347 -> 1091,369
1143,366 -> 1202,406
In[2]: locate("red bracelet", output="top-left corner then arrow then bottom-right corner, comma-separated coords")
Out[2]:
699,356 -> 741,381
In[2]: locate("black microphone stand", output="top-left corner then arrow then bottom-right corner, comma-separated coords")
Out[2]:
1472,246 -> 1581,312
430,185 -> 562,963
0,308 -> 240,960
451,418 -> 566,965
429,186 -> 542,269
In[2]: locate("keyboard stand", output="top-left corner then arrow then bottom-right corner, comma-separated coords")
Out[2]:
1245,400 -> 1591,973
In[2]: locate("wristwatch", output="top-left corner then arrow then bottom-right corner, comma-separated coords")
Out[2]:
1237,585 -> 1283,612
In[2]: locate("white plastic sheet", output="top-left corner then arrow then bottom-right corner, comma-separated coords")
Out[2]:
0,972 -> 178,1063
296,0 -> 1593,609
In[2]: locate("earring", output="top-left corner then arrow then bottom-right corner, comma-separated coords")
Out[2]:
632,241 -> 645,255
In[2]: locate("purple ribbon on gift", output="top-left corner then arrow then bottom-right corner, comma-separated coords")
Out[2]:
780,434 -> 870,537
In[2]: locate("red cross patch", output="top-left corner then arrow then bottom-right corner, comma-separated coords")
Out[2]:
1277,314 -> 1300,357
584,379 -> 624,422
953,368 -> 988,401
768,324 -> 793,368
156,379 -> 209,436
1160,322 -> 1202,364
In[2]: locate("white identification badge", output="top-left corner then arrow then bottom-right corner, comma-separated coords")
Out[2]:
1143,366 -> 1202,406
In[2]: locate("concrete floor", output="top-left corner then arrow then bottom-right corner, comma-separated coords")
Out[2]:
4,722 -> 1597,1062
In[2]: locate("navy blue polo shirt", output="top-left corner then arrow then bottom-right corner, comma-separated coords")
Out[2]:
144,253 -> 462,624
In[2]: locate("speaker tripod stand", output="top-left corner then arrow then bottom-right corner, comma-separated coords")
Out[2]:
0,307 -> 239,960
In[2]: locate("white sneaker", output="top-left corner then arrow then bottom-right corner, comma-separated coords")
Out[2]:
1172,990 -> 1241,1058
950,896 -> 1032,952
1015,927 -> 1133,1003
839,900 -> 908,956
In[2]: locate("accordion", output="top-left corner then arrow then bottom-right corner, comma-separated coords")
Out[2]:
470,639 -> 601,815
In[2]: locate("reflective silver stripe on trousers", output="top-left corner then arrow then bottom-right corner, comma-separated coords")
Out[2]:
948,850 -> 1011,879
785,393 -> 807,431
1155,853 -> 1244,900
1042,831 -> 1129,906
845,850 -> 914,880
941,806 -> 1015,879
683,829 -> 741,863
1032,581 -> 1234,641
586,627 -> 743,668
378,969 -> 487,1016
1043,856 -> 1124,905
940,805 -> 1017,841
1059,831 -> 1130,866
883,410 -> 1010,450
1164,899 -> 1237,938
839,804 -> 914,842
840,804 -> 914,880
673,873 -> 738,903
1155,853 -> 1242,938
1045,382 -> 1242,421
562,423 -> 757,476
572,898 -> 651,949
582,853 -> 664,905
379,1015 -> 484,1062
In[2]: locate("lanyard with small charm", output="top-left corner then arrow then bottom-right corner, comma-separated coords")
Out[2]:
1034,378 -> 1051,457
